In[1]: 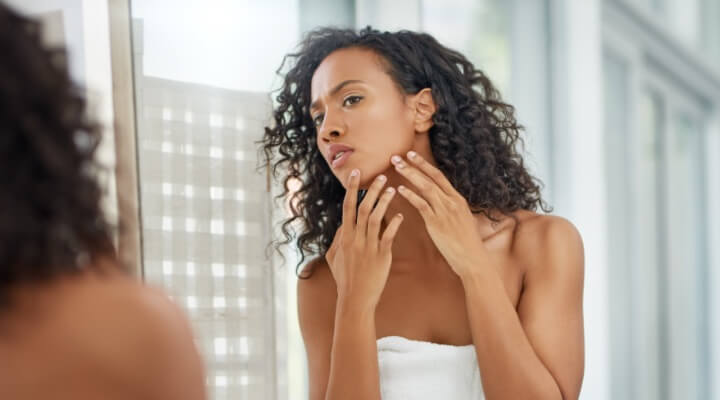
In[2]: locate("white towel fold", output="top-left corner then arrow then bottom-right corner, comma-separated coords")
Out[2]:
377,336 -> 484,400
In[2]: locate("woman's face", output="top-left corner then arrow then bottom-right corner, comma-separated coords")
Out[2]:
310,47 -> 416,189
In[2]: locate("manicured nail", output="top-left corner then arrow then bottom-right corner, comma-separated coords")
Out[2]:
351,169 -> 359,177
391,155 -> 402,164
407,151 -> 417,159
378,174 -> 386,182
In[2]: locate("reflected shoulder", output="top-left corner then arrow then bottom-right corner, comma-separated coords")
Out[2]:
52,269 -> 206,399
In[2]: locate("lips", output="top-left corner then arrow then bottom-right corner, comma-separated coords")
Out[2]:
331,150 -> 353,169
327,143 -> 355,167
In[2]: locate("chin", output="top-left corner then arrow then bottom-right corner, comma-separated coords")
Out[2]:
357,164 -> 394,190
335,157 -> 393,190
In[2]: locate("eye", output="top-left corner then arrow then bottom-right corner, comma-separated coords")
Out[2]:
343,95 -> 363,107
312,114 -> 324,127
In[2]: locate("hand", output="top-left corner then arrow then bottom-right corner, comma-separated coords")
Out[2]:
325,169 -> 405,310
390,151 -> 489,278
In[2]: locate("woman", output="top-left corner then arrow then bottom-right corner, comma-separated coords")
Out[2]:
0,5 -> 206,399
262,27 -> 584,399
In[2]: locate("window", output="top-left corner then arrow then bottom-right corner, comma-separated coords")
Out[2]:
130,1 -> 300,398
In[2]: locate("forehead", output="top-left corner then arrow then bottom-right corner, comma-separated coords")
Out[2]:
310,47 -> 392,99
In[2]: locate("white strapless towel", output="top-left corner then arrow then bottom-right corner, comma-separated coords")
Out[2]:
377,336 -> 485,400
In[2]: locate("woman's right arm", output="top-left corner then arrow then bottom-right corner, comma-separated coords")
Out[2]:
327,294 -> 382,399
297,258 -> 382,400
297,258 -> 337,400
299,169 -> 403,400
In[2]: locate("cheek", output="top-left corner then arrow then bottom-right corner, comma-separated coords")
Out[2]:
350,101 -> 415,146
333,100 -> 414,186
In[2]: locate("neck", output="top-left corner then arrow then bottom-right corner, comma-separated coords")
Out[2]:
378,162 -> 445,268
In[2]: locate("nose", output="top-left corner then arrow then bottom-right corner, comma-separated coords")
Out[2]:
318,110 -> 345,143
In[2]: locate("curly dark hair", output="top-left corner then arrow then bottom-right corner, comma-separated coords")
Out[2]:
258,26 -> 552,278
0,4 -> 116,307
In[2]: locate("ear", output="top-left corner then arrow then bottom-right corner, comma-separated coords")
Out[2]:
410,88 -> 436,133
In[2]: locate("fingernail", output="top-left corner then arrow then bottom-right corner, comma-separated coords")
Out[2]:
391,155 -> 402,164
407,151 -> 417,159
378,174 -> 386,182
351,169 -> 359,177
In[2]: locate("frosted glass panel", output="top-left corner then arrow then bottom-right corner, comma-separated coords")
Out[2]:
665,112 -> 709,400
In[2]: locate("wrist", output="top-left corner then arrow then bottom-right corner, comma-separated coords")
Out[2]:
336,295 -> 376,317
458,265 -> 493,288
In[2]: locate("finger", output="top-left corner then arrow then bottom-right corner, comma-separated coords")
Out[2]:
366,186 -> 397,249
397,185 -> 435,220
405,151 -> 460,198
391,155 -> 441,210
356,174 -> 388,239
379,213 -> 404,254
342,169 -> 360,230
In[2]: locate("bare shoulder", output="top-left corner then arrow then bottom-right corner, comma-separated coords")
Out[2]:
33,267 -> 206,399
511,214 -> 586,400
513,211 -> 585,279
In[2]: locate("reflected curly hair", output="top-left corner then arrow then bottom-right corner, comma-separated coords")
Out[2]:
0,4 -> 116,307
259,26 -> 551,278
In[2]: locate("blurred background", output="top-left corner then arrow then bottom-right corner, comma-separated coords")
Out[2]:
4,0 -> 719,399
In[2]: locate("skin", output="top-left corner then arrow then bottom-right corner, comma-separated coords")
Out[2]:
0,259 -> 207,400
300,47 -> 585,400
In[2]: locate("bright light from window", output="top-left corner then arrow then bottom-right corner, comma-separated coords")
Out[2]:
210,186 -> 224,199
210,113 -> 223,127
239,336 -> 249,355
214,338 -> 227,356
212,263 -> 225,277
162,216 -> 172,231
163,260 -> 173,274
162,107 -> 172,121
211,220 -> 224,235
185,218 -> 196,232
213,296 -> 226,308
210,146 -> 223,159
186,296 -> 197,309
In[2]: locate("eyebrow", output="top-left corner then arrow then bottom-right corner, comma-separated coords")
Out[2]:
310,79 -> 365,112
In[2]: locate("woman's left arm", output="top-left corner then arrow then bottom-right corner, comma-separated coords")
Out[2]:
459,217 -> 585,400
391,152 -> 585,400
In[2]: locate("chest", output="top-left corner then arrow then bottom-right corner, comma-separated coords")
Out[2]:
374,252 -> 524,346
